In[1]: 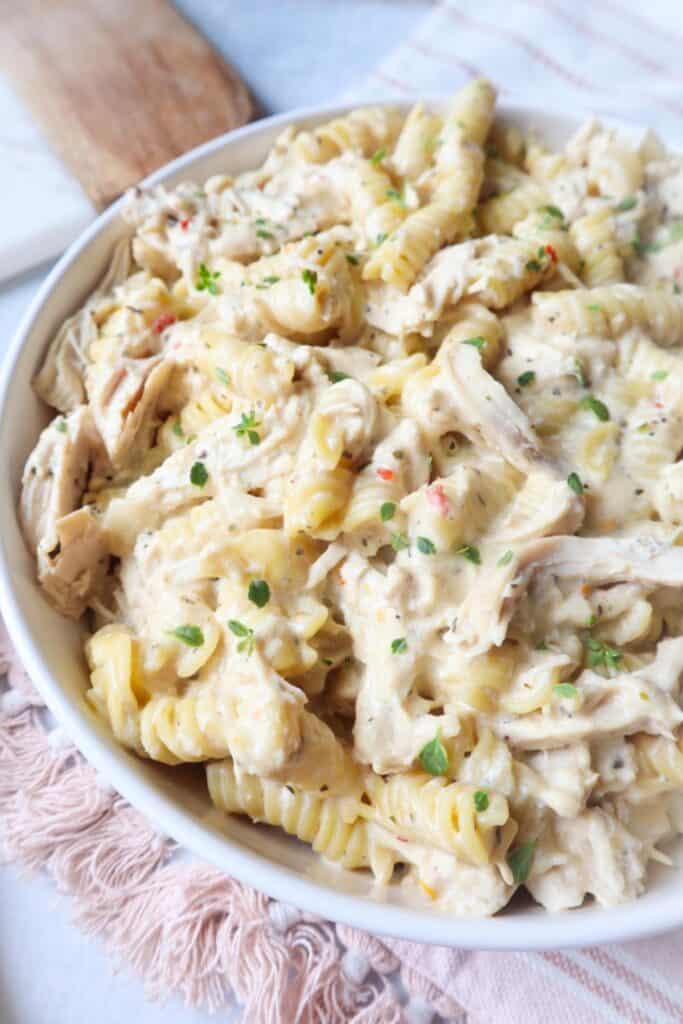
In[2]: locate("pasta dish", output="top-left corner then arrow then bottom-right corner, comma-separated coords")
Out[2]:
20,81 -> 683,915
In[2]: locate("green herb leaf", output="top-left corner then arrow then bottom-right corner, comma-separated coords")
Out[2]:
587,303 -> 602,312
497,549 -> 514,567
554,682 -> 578,699
567,472 -> 584,495
380,502 -> 397,522
584,636 -> 622,673
256,228 -> 274,240
390,532 -> 409,551
172,419 -> 184,438
526,258 -> 543,272
536,641 -> 548,651
370,147 -> 387,165
454,544 -> 481,564
375,232 -> 388,247
196,262 -> 221,295
386,187 -> 406,206
419,732 -> 449,776
541,204 -> 564,220
651,370 -> 669,381
417,536 -> 436,555
233,410 -> 261,445
462,336 -> 486,351
345,253 -> 360,266
507,840 -> 536,885
248,579 -> 271,608
327,370 -> 350,383
302,268 -> 318,295
228,619 -> 255,656
190,461 -> 208,487
580,394 -> 610,421
168,624 -> 204,647
215,367 -> 230,386
517,370 -> 535,387
255,274 -> 281,289
55,418 -> 68,433
391,637 -> 408,654
615,196 -> 637,212
474,790 -> 489,813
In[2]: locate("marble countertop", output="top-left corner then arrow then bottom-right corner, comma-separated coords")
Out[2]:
0,3 -> 431,1022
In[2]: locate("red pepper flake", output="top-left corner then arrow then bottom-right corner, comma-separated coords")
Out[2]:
675,266 -> 682,280
654,400 -> 664,409
180,218 -> 191,231
377,467 -> 394,482
545,244 -> 558,263
153,312 -> 177,334
427,482 -> 451,517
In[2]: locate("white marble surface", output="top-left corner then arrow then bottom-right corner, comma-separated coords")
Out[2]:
0,3 -> 429,1022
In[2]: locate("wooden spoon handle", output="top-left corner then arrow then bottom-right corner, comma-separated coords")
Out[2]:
1,0 -> 259,208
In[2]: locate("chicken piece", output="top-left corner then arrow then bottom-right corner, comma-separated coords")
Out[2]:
33,239 -> 132,411
87,355 -> 173,467
438,341 -> 547,474
101,395 -> 306,554
21,406 -> 108,555
527,807 -> 647,911
493,640 -> 683,750
38,507 -> 109,619
456,534 -> 683,656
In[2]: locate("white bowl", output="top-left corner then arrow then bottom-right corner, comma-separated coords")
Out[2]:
1,99 -> 680,951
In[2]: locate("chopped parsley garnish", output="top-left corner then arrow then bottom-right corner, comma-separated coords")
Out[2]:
55,418 -> 68,433
497,549 -> 514,567
302,268 -> 318,295
474,790 -> 489,813
345,253 -> 360,265
536,641 -> 548,651
370,147 -> 387,165
256,228 -> 274,240
651,370 -> 669,381
587,303 -> 602,312
417,536 -> 437,555
615,196 -> 637,212
540,204 -> 564,220
196,262 -> 221,295
327,370 -> 350,383
419,731 -> 449,776
554,682 -> 578,699
507,840 -> 536,885
386,187 -> 406,206
375,232 -> 388,247
215,367 -> 230,386
172,419 -> 184,438
380,502 -> 396,522
567,472 -> 584,495
390,532 -> 409,551
256,275 -> 280,289
391,637 -> 408,654
233,410 -> 261,445
517,370 -> 535,387
580,394 -> 610,421
454,544 -> 481,564
190,461 -> 209,487
168,624 -> 204,648
526,258 -> 543,272
248,579 -> 271,608
228,619 -> 255,656
462,336 -> 486,350
585,636 -> 622,673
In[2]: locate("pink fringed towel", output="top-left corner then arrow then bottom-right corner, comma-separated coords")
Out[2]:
3,633 -> 683,1024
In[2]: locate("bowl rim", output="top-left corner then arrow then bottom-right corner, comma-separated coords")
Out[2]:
1,95 -> 681,951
